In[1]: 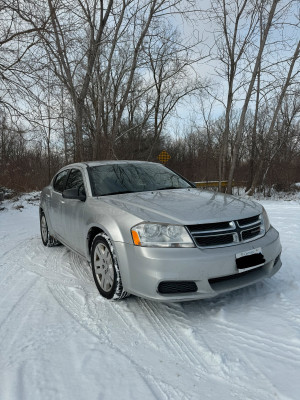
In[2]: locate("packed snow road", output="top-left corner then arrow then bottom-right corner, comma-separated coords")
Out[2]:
0,194 -> 299,400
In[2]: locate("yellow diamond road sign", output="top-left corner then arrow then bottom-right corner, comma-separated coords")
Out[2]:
158,150 -> 171,164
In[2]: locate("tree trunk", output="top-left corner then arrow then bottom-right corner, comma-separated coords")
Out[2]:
247,63 -> 261,191
74,100 -> 84,162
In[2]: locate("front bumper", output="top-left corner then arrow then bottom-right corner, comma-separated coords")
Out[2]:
114,227 -> 282,302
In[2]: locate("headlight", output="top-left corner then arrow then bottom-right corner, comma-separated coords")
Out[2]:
131,223 -> 195,248
260,207 -> 271,233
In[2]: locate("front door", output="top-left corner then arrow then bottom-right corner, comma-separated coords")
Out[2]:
61,168 -> 87,255
48,169 -> 69,239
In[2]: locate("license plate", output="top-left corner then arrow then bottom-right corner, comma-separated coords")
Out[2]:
236,247 -> 262,259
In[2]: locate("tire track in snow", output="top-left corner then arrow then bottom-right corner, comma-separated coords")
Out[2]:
68,251 -> 94,284
12,239 -> 96,294
0,272 -> 39,331
263,278 -> 300,325
149,295 -> 295,400
277,292 -> 300,325
0,237 -> 33,259
180,289 -> 300,398
0,279 -> 52,369
145,375 -> 190,400
138,299 -> 247,378
47,283 -> 189,400
17,238 -> 202,385
137,299 -> 277,400
48,278 -> 246,400
0,277 -> 74,400
211,318 -> 300,365
201,277 -> 300,365
0,263 -> 26,309
138,298 -> 208,373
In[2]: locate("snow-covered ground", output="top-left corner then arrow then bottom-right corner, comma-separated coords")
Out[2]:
0,194 -> 300,400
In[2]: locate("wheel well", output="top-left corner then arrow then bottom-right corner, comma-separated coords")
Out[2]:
87,227 -> 104,255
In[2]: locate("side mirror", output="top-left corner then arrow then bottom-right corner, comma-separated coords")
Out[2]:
62,187 -> 86,202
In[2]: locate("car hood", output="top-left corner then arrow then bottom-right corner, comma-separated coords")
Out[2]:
99,188 -> 262,225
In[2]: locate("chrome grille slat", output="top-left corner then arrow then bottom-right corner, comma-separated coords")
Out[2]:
187,214 -> 263,248
237,221 -> 261,228
188,221 -> 232,232
242,226 -> 261,241
190,227 -> 236,235
237,215 -> 260,227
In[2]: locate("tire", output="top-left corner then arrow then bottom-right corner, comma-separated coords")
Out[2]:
40,212 -> 60,247
91,233 -> 129,300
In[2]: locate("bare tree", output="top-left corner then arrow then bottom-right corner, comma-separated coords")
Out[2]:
0,0 -> 49,113
37,0 -> 114,161
206,0 -> 261,191
81,1 -> 200,160
144,23 -> 203,159
226,0 -> 294,193
247,40 -> 300,194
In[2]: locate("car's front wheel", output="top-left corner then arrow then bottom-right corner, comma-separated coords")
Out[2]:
91,233 -> 128,300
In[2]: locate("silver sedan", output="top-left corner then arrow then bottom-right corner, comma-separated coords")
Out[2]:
39,161 -> 282,301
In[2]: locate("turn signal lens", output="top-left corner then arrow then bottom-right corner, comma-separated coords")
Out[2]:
131,230 -> 141,246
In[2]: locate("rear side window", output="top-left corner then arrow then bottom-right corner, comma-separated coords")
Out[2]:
53,170 -> 69,193
65,169 -> 84,192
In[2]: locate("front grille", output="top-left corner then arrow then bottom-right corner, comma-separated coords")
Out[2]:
195,234 -> 234,247
242,226 -> 261,241
158,281 -> 197,294
186,214 -> 262,248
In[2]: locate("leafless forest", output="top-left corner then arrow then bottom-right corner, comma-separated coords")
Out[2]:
0,0 -> 299,193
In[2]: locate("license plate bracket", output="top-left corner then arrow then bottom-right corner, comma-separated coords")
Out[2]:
236,247 -> 265,271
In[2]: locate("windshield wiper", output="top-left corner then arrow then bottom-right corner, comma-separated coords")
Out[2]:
100,187 -> 186,196
100,190 -> 136,196
155,186 -> 184,191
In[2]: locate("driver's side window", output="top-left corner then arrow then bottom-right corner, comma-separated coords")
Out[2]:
65,169 -> 85,195
53,170 -> 69,193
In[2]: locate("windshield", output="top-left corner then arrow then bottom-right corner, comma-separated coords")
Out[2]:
89,163 -> 192,196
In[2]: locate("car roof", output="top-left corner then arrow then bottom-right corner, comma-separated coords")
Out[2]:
64,160 -> 159,168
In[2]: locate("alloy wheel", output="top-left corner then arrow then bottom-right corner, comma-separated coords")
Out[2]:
93,242 -> 115,292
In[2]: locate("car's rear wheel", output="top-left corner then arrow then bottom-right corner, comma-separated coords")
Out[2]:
40,213 -> 50,246
40,212 -> 60,247
91,233 -> 129,300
